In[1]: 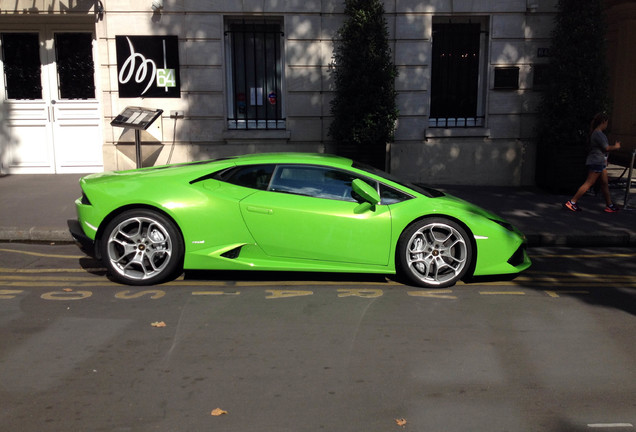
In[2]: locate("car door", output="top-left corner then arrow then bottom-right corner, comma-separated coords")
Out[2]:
239,165 -> 392,266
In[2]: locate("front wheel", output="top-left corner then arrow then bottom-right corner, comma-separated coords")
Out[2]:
397,217 -> 473,288
100,209 -> 184,285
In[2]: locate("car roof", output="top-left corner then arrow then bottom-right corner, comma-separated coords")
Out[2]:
228,152 -> 354,168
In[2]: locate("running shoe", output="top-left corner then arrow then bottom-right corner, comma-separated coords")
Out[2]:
604,204 -> 620,213
564,200 -> 581,212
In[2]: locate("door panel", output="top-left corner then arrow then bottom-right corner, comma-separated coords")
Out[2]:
5,103 -> 52,169
240,191 -> 392,266
52,100 -> 102,172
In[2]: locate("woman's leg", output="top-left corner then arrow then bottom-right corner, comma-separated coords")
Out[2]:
571,171 -> 601,203
599,169 -> 613,206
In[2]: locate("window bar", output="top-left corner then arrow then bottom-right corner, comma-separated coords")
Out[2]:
262,22 -> 270,129
251,22 -> 259,129
242,20 -> 251,129
230,28 -> 239,129
273,26 -> 282,127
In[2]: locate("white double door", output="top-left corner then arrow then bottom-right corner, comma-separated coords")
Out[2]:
0,24 -> 103,174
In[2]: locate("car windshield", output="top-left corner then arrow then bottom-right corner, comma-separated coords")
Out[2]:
352,161 -> 445,198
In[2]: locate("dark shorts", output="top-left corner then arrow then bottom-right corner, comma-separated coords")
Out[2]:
587,164 -> 606,173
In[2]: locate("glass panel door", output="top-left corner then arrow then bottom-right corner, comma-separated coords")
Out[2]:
47,29 -> 102,173
54,32 -> 95,99
0,26 -> 102,174
1,32 -> 43,100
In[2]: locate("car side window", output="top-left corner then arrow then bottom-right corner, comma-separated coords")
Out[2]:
269,165 -> 369,202
379,183 -> 412,205
213,164 -> 274,190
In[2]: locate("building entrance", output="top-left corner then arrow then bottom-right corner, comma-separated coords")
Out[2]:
0,23 -> 102,174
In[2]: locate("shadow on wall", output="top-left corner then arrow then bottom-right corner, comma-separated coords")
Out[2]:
5,0 -> 97,14
0,100 -> 16,175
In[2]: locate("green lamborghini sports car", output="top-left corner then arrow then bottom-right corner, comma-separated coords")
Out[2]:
69,152 -> 531,288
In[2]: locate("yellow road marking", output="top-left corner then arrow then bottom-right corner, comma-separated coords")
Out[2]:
265,289 -> 313,299
480,291 -> 526,295
192,291 -> 241,295
408,290 -> 457,299
337,288 -> 383,298
545,290 -> 589,298
40,290 -> 93,300
115,290 -> 166,300
0,267 -> 104,273
0,275 -> 103,282
0,248 -> 85,259
0,289 -> 25,299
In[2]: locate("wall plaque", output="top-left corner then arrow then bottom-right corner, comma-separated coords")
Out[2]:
116,35 -> 180,98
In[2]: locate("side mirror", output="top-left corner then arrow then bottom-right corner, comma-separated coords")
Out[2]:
352,179 -> 380,213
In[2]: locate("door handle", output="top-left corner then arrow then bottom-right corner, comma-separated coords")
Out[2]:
246,206 -> 273,215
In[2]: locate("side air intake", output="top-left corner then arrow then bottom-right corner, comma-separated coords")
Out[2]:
221,246 -> 243,259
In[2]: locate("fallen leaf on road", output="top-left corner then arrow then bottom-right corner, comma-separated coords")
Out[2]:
151,321 -> 167,327
63,288 -> 73,292
211,408 -> 228,416
395,418 -> 407,427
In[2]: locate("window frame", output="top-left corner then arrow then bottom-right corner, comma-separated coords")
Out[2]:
224,17 -> 286,131
429,16 -> 489,129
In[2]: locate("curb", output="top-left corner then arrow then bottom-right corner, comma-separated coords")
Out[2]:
0,227 -> 74,243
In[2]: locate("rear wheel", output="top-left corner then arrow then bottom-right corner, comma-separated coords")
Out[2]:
397,217 -> 473,288
100,209 -> 184,285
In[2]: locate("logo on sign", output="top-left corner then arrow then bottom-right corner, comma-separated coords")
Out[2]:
116,35 -> 180,98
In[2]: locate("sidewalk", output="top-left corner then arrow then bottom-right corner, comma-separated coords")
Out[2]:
1,173 -> 635,247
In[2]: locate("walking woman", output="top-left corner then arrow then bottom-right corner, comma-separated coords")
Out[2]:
564,113 -> 621,212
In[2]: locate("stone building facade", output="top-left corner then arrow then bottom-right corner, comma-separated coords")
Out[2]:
0,0 -> 609,186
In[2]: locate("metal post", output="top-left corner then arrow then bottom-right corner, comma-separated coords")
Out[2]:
623,149 -> 636,210
135,129 -> 142,169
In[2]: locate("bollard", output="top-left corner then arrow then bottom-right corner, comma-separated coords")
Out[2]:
624,149 -> 636,210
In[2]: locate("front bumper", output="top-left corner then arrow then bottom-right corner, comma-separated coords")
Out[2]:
67,219 -> 96,258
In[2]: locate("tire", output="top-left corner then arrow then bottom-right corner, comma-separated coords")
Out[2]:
397,217 -> 473,288
100,209 -> 184,285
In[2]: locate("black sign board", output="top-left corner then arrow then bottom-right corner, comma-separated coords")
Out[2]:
116,35 -> 180,98
111,107 -> 163,130
493,67 -> 520,90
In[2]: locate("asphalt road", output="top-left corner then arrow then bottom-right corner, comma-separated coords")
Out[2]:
1,243 -> 635,432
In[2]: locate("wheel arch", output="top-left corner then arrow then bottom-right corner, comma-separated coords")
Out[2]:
94,204 -> 185,261
396,213 -> 478,280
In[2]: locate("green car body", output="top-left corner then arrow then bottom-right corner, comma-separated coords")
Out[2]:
70,152 -> 530,287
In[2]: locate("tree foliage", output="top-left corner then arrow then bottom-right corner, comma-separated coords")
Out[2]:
536,0 -> 610,189
329,0 -> 398,169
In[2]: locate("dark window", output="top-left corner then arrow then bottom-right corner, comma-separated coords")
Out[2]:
1,33 -> 42,100
55,33 -> 95,99
225,20 -> 284,130
214,164 -> 275,190
379,184 -> 412,205
430,22 -> 484,128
